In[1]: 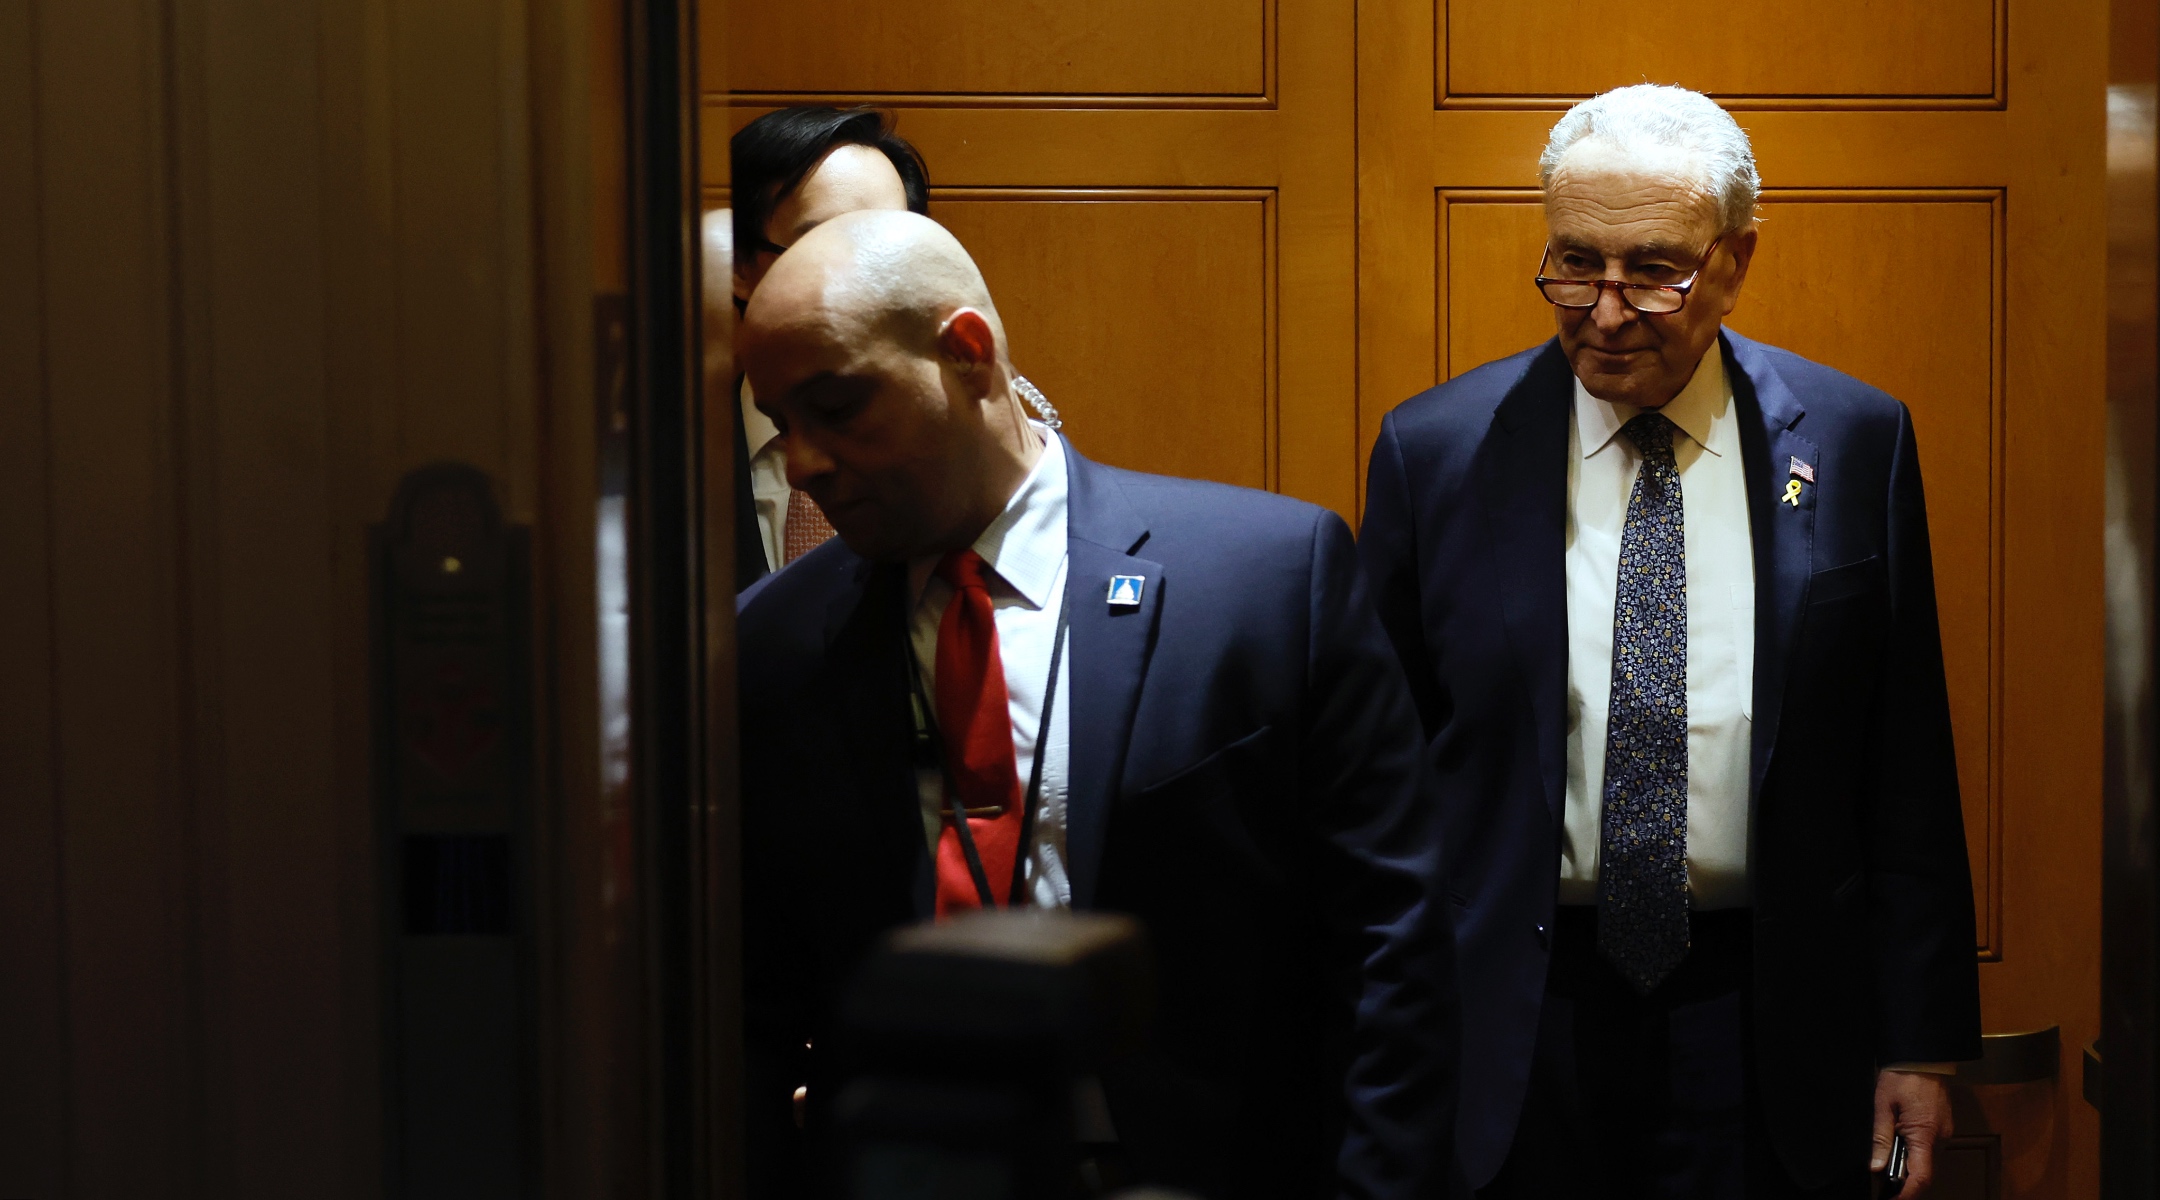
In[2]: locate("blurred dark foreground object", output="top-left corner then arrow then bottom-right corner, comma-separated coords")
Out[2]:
835,910 -> 1188,1200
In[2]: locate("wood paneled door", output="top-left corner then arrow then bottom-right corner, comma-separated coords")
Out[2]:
1361,2 -> 2104,1198
707,0 -> 1363,517
708,1 -> 2106,1195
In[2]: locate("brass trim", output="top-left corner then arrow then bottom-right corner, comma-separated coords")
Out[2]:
1952,1025 -> 2061,1086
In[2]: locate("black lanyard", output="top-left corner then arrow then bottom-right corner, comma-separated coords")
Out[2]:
905,580 -> 1071,908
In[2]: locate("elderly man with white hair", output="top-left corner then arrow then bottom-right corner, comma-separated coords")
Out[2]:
1358,84 -> 1981,1197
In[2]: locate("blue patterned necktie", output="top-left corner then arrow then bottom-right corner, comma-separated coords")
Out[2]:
1598,412 -> 1691,994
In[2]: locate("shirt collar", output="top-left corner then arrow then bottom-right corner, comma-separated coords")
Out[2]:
740,377 -> 782,458
1573,340 -> 1729,459
909,424 -> 1068,609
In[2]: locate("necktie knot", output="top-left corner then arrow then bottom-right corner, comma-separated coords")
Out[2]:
1622,412 -> 1678,459
937,548 -> 994,594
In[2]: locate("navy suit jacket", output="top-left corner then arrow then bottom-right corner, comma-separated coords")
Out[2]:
1357,332 -> 1981,1190
738,441 -> 1459,1199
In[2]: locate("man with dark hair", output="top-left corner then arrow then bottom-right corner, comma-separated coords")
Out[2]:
725,106 -> 931,588
732,106 -> 930,304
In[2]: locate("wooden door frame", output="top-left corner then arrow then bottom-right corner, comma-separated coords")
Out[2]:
2102,0 -> 2160,1192
616,0 -> 742,1192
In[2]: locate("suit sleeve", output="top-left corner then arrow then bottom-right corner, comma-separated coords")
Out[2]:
1303,507 -> 1461,1200
1865,404 -> 1984,1064
1357,412 -> 1451,738
738,604 -> 813,1194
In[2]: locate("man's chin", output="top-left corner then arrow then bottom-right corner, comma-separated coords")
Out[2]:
1574,367 -> 1667,409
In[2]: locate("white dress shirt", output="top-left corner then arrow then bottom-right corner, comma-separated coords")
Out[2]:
1561,346 -> 1757,910
906,425 -> 1072,910
740,378 -> 793,571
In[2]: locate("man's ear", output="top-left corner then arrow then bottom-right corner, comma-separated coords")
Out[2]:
937,308 -> 997,376
1720,223 -> 1760,313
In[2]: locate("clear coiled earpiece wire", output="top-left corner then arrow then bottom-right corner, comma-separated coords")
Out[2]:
1011,374 -> 1062,432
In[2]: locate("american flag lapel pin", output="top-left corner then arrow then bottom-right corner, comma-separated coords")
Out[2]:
1784,456 -> 1814,507
1107,574 -> 1144,607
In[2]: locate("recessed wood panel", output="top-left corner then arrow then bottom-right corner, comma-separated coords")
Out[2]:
1441,191 -> 2002,948
725,0 -> 1266,101
1935,1136 -> 2001,1200
935,190 -> 1275,490
1443,0 -> 1997,104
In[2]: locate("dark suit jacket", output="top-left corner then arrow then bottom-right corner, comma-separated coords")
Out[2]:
1356,331 -> 1981,1190
738,441 -> 1459,1199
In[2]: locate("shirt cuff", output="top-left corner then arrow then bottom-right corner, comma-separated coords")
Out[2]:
1883,1062 -> 1959,1075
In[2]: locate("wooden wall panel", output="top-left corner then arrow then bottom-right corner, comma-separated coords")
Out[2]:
1740,195 -> 2003,954
704,109 -> 1288,190
1439,191 -> 2004,951
936,191 -> 1275,489
726,0 -> 1267,101
1443,0 -> 1999,105
713,0 -> 1357,516
704,185 -> 1279,488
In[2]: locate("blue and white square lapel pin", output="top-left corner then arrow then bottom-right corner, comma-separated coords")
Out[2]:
1107,574 -> 1145,607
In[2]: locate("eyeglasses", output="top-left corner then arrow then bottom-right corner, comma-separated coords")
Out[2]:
1534,236 -> 1722,315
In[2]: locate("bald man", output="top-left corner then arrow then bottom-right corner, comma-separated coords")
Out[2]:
736,210 -> 1458,1198
725,106 -> 930,588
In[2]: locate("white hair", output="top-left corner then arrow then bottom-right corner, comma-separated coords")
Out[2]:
1538,84 -> 1760,233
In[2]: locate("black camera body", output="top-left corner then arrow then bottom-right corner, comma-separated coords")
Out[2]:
833,911 -> 1155,1200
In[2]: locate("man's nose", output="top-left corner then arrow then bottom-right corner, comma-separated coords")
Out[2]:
1591,284 -> 1637,333
782,433 -> 836,491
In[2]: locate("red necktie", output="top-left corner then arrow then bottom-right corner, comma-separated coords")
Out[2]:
932,549 -> 1025,917
784,488 -> 836,564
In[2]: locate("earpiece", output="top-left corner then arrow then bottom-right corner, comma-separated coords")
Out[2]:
1013,375 -> 1062,431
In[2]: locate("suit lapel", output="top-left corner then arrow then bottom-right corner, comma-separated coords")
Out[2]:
1061,443 -> 1162,910
820,559 -> 937,917
1724,331 -> 1816,798
1476,342 -> 1575,827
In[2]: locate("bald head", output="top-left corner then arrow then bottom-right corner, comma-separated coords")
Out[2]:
737,210 -> 1041,563
745,209 -> 1006,365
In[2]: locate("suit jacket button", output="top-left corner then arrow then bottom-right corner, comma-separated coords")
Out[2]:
1535,922 -> 1551,950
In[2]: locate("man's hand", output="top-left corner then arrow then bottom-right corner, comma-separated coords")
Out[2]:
1872,1069 -> 1954,1195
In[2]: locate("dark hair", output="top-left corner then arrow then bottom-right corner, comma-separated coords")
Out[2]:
730,106 -> 930,269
